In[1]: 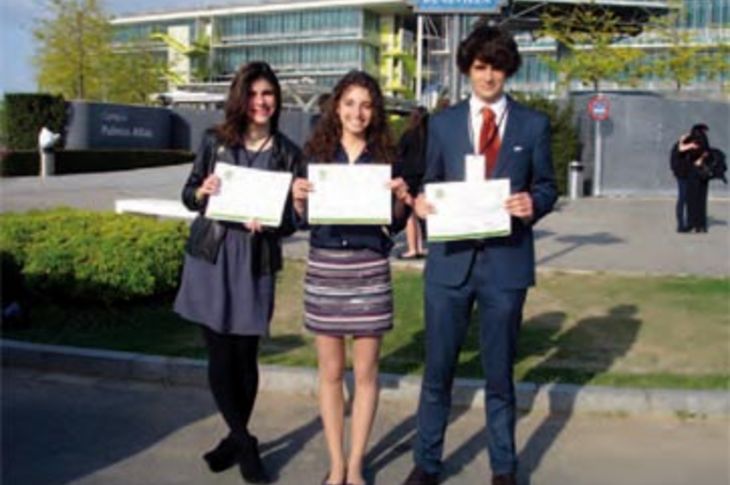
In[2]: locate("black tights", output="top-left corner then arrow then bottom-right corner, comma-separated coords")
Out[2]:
202,326 -> 260,443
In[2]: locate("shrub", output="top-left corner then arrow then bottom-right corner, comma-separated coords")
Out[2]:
513,94 -> 581,195
2,93 -> 67,150
0,149 -> 195,177
0,208 -> 189,303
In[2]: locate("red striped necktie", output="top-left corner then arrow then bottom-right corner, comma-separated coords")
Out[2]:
480,107 -> 501,178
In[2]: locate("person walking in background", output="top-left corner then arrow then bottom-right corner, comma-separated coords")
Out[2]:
672,124 -> 726,233
174,61 -> 303,484
291,70 -> 410,485
670,132 -> 693,232
397,106 -> 429,260
405,25 -> 557,485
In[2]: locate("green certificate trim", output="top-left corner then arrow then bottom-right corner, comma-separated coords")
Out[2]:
207,212 -> 279,225
428,229 -> 511,242
309,218 -> 390,225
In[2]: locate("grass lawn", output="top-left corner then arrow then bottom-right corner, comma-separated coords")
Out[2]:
3,261 -> 729,390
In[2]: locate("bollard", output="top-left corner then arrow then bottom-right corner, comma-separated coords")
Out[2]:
568,161 -> 584,200
40,150 -> 55,178
38,126 -> 60,179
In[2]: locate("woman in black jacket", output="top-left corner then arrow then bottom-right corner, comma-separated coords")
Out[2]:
174,61 -> 303,483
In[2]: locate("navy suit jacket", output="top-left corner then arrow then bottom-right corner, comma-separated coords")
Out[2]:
423,96 -> 557,289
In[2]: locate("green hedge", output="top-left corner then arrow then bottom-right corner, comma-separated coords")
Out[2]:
0,208 -> 189,303
2,93 -> 67,150
0,149 -> 195,177
514,94 -> 580,196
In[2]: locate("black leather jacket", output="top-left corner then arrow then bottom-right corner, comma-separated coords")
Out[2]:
182,129 -> 304,275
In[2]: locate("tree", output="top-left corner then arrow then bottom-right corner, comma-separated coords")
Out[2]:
538,3 -> 646,92
106,51 -> 166,104
638,3 -> 721,91
34,0 -> 110,100
33,0 -> 163,103
701,42 -> 729,92
150,32 -> 213,84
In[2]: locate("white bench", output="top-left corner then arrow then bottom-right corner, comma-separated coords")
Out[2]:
114,198 -> 196,220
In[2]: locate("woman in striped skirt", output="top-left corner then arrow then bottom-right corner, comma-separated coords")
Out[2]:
292,71 -> 411,485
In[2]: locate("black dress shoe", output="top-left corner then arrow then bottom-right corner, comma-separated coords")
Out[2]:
403,465 -> 439,485
238,435 -> 270,483
492,473 -> 517,485
203,434 -> 239,473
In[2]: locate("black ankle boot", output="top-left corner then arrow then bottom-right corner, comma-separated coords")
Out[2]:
238,435 -> 270,483
203,434 -> 240,473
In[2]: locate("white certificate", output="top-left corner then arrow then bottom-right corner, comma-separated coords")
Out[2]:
425,179 -> 511,242
307,164 -> 391,225
205,162 -> 293,226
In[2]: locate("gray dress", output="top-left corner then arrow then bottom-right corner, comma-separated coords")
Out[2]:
174,147 -> 275,336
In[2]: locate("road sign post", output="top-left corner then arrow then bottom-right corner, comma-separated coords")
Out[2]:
588,95 -> 611,197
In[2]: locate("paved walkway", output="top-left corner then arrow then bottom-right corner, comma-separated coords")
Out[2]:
1,166 -> 728,276
3,368 -> 728,485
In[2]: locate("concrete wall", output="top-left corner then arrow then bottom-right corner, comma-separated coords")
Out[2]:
66,102 -> 314,154
170,107 -> 312,152
570,93 -> 730,197
65,102 -> 171,150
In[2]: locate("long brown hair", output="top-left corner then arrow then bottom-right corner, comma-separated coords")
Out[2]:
304,70 -> 395,164
216,61 -> 282,146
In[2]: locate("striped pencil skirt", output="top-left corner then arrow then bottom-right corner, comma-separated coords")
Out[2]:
304,247 -> 393,337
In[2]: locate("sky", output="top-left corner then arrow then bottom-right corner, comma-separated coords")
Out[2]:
0,0 -> 216,95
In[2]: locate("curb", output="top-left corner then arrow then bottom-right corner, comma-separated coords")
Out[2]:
2,339 -> 728,417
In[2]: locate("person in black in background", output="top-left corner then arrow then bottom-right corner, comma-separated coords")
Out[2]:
671,124 -> 726,233
670,131 -> 693,232
310,93 -> 332,131
398,106 -> 429,259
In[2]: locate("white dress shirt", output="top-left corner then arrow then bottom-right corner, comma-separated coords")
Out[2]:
469,94 -> 508,154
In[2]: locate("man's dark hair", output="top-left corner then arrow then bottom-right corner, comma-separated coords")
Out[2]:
456,25 -> 521,77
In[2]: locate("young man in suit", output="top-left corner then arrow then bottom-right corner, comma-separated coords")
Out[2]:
404,25 -> 558,485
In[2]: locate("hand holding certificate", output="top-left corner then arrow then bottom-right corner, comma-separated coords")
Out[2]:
205,162 -> 293,226
425,178 -> 511,242
307,164 -> 391,225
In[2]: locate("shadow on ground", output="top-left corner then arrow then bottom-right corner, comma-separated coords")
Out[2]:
362,305 -> 641,484
2,373 -> 217,485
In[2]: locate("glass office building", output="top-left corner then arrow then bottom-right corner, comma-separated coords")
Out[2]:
112,1 -> 410,94
507,0 -> 729,93
111,0 -> 728,100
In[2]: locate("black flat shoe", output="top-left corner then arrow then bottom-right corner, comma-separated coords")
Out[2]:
203,435 -> 239,473
397,252 -> 420,260
238,435 -> 270,483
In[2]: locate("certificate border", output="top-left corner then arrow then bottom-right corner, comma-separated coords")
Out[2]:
427,229 -> 511,242
206,212 -> 280,226
308,217 -> 391,225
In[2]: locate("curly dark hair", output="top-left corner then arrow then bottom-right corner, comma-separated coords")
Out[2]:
304,70 -> 395,165
216,61 -> 282,146
457,25 -> 521,77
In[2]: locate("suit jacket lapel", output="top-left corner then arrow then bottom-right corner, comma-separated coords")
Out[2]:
494,98 -> 521,178
449,101 -> 472,180
454,100 -> 473,156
